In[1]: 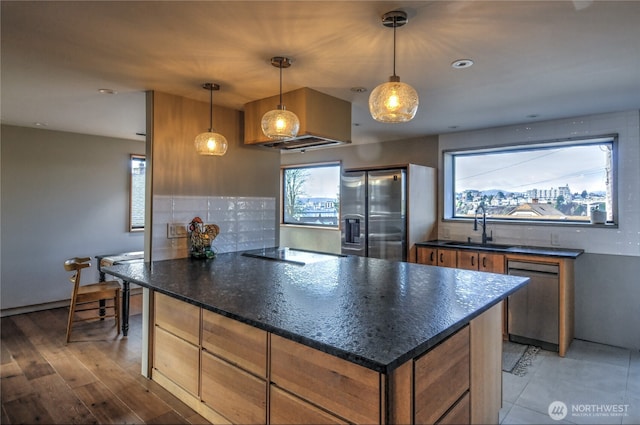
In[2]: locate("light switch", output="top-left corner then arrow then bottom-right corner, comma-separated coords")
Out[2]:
167,223 -> 187,239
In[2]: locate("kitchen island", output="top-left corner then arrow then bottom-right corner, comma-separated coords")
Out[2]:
104,249 -> 528,424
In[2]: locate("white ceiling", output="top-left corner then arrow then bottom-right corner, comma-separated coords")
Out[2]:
2,1 -> 639,145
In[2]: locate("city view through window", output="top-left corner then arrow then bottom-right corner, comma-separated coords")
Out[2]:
451,138 -> 614,223
282,164 -> 340,227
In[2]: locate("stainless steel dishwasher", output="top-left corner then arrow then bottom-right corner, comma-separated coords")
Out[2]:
507,260 -> 560,352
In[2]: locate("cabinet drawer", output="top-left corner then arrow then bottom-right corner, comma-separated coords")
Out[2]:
153,326 -> 199,395
154,292 -> 199,345
437,249 -> 457,267
417,247 -> 438,266
415,326 -> 470,424
457,251 -> 479,270
271,334 -> 380,424
202,309 -> 267,378
270,386 -> 348,425
437,392 -> 470,425
201,350 -> 266,424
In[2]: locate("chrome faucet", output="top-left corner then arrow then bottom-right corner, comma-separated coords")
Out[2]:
474,204 -> 493,245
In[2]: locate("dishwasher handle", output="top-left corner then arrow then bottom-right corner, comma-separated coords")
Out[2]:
507,260 -> 559,275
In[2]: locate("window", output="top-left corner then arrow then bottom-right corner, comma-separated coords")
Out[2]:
444,135 -> 616,224
282,163 -> 340,227
129,154 -> 146,231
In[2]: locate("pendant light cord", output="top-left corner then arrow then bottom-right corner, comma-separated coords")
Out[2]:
279,59 -> 283,106
393,17 -> 397,77
208,85 -> 213,132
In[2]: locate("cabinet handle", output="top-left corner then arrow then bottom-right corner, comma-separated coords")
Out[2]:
430,252 -> 435,262
439,253 -> 444,263
482,257 -> 487,268
471,256 -> 475,267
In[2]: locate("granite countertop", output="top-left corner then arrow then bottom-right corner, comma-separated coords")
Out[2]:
417,240 -> 584,259
103,250 -> 528,374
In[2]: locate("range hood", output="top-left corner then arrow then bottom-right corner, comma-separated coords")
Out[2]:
244,87 -> 351,151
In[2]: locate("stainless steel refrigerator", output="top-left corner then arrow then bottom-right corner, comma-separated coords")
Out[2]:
341,165 -> 437,262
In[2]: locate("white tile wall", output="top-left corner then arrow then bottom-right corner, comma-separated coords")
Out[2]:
438,110 -> 640,256
151,195 -> 276,261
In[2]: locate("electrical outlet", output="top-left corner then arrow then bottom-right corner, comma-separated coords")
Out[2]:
551,233 -> 560,246
441,228 -> 450,239
167,223 -> 187,239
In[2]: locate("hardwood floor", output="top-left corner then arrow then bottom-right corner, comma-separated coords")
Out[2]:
1,296 -> 210,424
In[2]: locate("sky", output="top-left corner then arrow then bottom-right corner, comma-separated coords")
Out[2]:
454,143 -> 612,194
299,166 -> 340,198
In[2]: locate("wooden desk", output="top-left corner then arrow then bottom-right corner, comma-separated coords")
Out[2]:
96,251 -> 144,336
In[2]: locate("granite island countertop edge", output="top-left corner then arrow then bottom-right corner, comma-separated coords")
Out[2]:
103,253 -> 529,374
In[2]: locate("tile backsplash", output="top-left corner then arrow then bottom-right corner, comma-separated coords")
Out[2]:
152,195 -> 276,261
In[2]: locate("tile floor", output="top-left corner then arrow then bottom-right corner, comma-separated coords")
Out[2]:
500,339 -> 640,424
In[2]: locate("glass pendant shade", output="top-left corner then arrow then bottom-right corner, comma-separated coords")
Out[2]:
195,82 -> 227,156
261,105 -> 300,140
369,76 -> 419,123
194,131 -> 228,156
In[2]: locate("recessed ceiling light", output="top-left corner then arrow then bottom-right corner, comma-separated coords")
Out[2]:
448,125 -> 459,129
526,114 -> 540,118
34,122 -> 47,127
98,88 -> 117,94
451,59 -> 474,69
351,87 -> 367,93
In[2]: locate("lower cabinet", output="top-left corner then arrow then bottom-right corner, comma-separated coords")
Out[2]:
270,334 -> 381,424
201,350 -> 266,424
151,291 -> 502,424
415,326 -> 470,424
270,385 -> 348,425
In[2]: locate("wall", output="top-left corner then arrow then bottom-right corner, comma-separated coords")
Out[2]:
438,110 -> 640,350
148,91 -> 280,260
0,125 -> 145,313
279,135 -> 439,253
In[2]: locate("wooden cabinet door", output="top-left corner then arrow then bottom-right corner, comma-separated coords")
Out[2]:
437,249 -> 457,268
153,326 -> 199,395
479,253 -> 505,273
202,309 -> 267,378
417,247 -> 438,265
155,292 -> 200,345
201,350 -> 267,424
457,251 -> 479,270
271,334 -> 380,424
270,386 -> 348,425
414,326 -> 470,425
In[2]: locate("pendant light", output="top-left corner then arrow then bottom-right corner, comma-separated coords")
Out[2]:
261,57 -> 300,140
369,10 -> 419,123
194,83 -> 228,156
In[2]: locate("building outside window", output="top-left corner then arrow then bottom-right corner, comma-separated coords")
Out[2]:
444,135 -> 616,224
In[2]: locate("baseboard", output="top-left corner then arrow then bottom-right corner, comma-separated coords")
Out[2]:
0,288 -> 143,318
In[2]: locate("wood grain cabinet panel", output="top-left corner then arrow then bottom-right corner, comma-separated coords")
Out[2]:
271,334 -> 380,424
201,350 -> 267,425
270,386 -> 348,425
457,251 -> 505,273
154,292 -> 199,345
415,326 -> 470,424
201,309 -> 267,378
153,326 -> 199,396
479,253 -> 505,273
437,248 -> 458,267
417,247 -> 438,266
437,392 -> 470,425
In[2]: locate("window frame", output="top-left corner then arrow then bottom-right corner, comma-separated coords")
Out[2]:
443,134 -> 618,226
280,161 -> 341,228
129,154 -> 146,232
